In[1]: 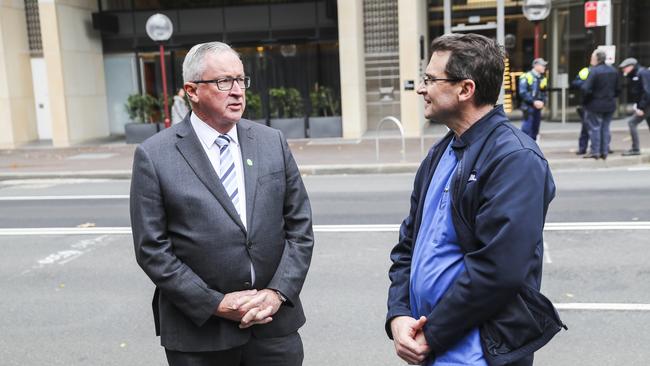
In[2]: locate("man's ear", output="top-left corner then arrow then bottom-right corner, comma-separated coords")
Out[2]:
184,83 -> 199,103
458,79 -> 476,103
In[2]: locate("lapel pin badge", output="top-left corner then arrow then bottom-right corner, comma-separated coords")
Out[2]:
246,159 -> 253,166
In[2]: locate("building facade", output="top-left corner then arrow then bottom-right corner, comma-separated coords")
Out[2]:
1,0 -> 648,147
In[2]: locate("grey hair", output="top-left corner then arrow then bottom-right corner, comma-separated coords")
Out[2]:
182,42 -> 241,83
593,50 -> 607,64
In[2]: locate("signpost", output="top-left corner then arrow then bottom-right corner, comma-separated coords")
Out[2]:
145,14 -> 174,129
522,0 -> 551,59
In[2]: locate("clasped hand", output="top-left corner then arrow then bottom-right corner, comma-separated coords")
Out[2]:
391,316 -> 430,365
214,289 -> 282,329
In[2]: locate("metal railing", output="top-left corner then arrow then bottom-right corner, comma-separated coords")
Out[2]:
375,116 -> 405,162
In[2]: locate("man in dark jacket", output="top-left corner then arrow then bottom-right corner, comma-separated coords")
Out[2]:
581,49 -> 621,159
386,33 -> 564,366
619,57 -> 650,156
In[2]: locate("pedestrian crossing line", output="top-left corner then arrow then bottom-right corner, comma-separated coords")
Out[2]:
0,195 -> 129,201
1,222 -> 649,236
555,303 -> 650,311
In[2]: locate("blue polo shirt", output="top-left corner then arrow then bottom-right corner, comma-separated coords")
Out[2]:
410,140 -> 487,366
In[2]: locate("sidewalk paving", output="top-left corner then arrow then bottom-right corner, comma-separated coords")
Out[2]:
0,118 -> 648,180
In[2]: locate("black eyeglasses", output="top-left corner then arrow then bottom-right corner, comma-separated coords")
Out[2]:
421,75 -> 465,86
191,76 -> 251,91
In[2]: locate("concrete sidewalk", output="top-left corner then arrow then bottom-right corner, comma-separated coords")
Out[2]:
0,119 -> 648,180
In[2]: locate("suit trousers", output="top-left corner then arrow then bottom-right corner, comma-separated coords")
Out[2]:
165,332 -> 303,366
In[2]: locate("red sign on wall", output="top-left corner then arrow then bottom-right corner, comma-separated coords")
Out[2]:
585,1 -> 598,28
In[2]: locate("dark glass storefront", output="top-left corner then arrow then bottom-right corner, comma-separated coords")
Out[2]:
94,0 -> 340,123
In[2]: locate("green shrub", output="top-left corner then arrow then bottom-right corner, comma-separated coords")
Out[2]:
125,94 -> 158,123
269,87 -> 304,118
245,90 -> 263,120
310,84 -> 340,117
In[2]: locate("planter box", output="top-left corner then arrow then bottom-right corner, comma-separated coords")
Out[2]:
125,122 -> 164,144
308,116 -> 342,138
269,118 -> 306,139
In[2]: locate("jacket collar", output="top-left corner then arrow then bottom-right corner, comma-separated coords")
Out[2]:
451,105 -> 507,151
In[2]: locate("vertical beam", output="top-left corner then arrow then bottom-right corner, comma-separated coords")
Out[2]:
605,4 -> 613,45
497,0 -> 505,104
550,8 -> 560,120
0,2 -> 38,148
337,0 -> 367,138
398,0 -> 427,137
39,0 -> 109,147
443,0 -> 451,35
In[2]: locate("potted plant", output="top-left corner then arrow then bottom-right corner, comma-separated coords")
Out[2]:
244,90 -> 265,124
269,87 -> 306,138
308,83 -> 342,138
124,93 -> 164,144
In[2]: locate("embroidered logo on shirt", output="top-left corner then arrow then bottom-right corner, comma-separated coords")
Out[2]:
468,171 -> 478,182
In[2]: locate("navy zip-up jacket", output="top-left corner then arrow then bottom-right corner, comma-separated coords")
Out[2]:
635,67 -> 650,111
387,106 -> 565,366
581,62 -> 621,113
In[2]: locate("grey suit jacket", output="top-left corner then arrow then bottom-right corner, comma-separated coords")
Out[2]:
130,116 -> 314,352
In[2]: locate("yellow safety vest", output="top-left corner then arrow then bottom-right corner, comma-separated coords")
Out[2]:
521,72 -> 548,90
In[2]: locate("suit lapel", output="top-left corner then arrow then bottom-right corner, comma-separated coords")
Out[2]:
175,118 -> 246,233
237,120 -> 259,229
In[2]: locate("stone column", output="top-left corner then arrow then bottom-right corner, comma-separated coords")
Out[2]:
39,0 -> 109,147
0,2 -> 38,148
398,0 -> 428,137
337,0 -> 367,139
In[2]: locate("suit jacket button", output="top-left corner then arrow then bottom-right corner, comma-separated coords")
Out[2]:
244,281 -> 251,288
246,241 -> 253,249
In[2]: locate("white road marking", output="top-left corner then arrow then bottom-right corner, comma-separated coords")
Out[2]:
22,235 -> 113,274
544,222 -> 650,230
314,224 -> 400,232
0,227 -> 131,236
627,166 -> 650,171
555,303 -> 650,311
544,241 -> 552,264
0,195 -> 129,201
1,222 -> 649,236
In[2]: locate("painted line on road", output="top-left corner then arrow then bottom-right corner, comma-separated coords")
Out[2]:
543,241 -> 552,264
544,222 -> 650,230
0,195 -> 129,201
628,166 -> 650,171
0,227 -> 132,235
555,303 -> 650,311
1,222 -> 650,236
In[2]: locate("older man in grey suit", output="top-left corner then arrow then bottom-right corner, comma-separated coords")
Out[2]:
130,41 -> 314,366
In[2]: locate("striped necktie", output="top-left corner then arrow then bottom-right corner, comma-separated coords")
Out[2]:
215,134 -> 240,215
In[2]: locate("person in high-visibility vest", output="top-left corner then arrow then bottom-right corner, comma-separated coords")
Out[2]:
571,66 -> 591,154
518,58 -> 548,141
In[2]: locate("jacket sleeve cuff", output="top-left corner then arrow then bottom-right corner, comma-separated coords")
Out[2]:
385,308 -> 413,339
423,325 -> 446,357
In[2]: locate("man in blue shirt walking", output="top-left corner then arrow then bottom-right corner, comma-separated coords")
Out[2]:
386,33 -> 564,366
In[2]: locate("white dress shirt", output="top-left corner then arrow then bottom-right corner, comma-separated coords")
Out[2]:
190,113 -> 255,284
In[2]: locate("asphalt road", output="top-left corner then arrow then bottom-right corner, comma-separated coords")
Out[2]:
1,166 -> 650,227
1,166 -> 650,365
